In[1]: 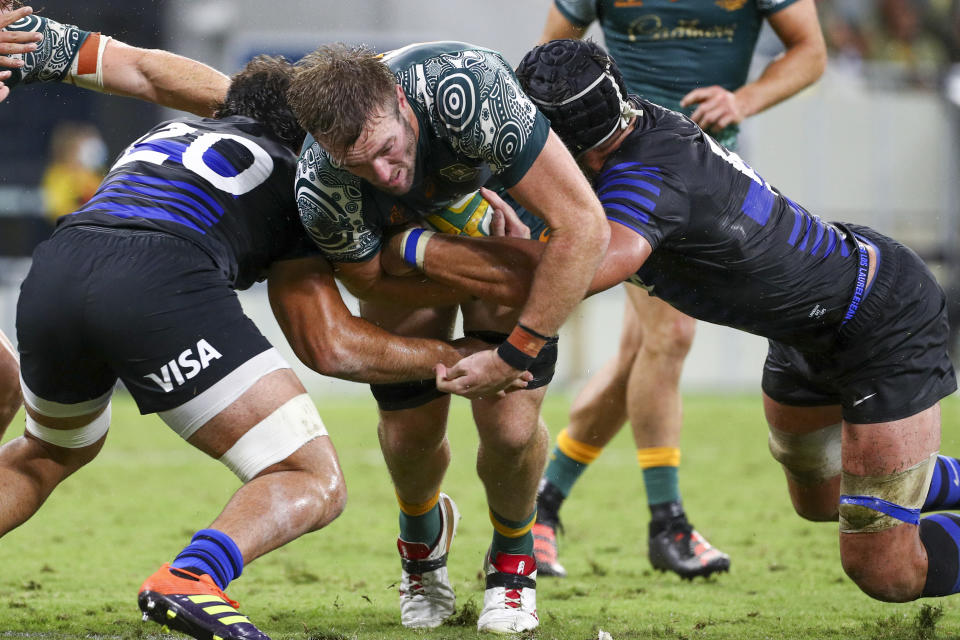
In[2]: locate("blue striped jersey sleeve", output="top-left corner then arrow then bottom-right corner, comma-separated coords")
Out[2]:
595,162 -> 685,249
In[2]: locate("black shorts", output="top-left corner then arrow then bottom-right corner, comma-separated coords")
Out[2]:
762,226 -> 956,424
369,330 -> 559,411
17,226 -> 276,415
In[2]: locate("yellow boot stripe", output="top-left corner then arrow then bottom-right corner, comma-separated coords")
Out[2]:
489,509 -> 536,538
202,605 -> 239,615
637,446 -> 681,469
557,429 -> 603,464
217,615 -> 251,625
187,595 -> 224,604
396,490 -> 440,517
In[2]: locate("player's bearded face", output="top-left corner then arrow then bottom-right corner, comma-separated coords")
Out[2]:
337,102 -> 418,195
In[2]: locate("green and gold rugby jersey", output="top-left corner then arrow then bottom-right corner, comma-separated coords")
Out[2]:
296,41 -> 550,263
554,0 -> 800,147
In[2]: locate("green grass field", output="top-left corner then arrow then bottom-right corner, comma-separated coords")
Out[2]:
1,392 -> 959,639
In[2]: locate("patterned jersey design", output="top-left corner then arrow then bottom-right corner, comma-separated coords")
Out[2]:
553,0 -> 800,147
390,44 -> 539,175
296,42 -> 550,263
61,116 -> 315,289
296,141 -> 380,262
602,100 -> 862,352
0,15 -> 90,86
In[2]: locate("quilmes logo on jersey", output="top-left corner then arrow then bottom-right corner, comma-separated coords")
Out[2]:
145,339 -> 223,392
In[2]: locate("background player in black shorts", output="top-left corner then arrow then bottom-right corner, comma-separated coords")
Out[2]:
382,39 -> 960,605
0,2 -> 230,441
6,57 -> 492,640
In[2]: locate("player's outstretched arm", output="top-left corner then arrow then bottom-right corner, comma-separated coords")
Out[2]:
267,255 -> 469,383
96,39 -> 229,117
331,250 -> 476,309
0,6 -> 229,115
681,0 -> 826,131
389,220 -> 650,309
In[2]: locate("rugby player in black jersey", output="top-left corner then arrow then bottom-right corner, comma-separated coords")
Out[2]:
383,39 -> 960,605
0,2 -> 229,441
3,57 -> 495,640
531,0 -> 826,583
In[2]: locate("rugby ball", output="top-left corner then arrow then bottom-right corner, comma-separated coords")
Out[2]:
426,190 -> 493,237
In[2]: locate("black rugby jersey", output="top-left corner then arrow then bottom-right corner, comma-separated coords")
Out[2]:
59,116 -> 315,290
606,99 -> 863,352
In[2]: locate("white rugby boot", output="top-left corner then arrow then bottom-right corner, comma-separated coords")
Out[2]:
477,550 -> 539,634
397,492 -> 460,628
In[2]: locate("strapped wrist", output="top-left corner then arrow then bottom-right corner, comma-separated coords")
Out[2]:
399,228 -> 435,270
496,323 -> 554,371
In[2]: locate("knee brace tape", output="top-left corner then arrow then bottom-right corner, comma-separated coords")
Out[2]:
839,452 -> 938,533
219,394 -> 328,483
768,423 -> 842,486
66,34 -> 110,91
25,404 -> 111,448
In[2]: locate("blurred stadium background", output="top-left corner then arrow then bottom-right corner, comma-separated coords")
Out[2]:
2,0 -> 959,397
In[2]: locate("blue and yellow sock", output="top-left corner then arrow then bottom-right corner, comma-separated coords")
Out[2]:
397,491 -> 442,545
638,447 -> 682,507
543,429 -> 604,497
920,513 -> 960,596
490,508 -> 536,558
171,528 -> 244,591
924,455 -> 960,511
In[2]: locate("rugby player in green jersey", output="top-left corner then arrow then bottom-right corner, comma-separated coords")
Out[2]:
0,2 -> 229,440
532,0 -> 827,580
288,42 -> 607,633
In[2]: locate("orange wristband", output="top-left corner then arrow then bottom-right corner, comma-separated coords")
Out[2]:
496,324 -> 551,370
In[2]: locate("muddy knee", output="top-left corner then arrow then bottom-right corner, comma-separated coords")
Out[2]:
841,532 -> 925,602
837,455 -> 937,601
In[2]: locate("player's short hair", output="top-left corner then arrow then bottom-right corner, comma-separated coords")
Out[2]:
215,55 -> 305,152
516,39 -> 635,156
1,1 -> 23,10
287,43 -> 398,157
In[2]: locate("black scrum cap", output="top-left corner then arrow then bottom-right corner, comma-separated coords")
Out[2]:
516,39 -> 639,156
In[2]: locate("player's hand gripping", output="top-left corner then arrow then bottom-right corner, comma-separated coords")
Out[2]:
0,5 -> 41,102
479,187 -> 530,239
680,85 -> 745,134
435,349 -> 533,399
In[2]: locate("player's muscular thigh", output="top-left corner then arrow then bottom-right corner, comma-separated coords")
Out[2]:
187,369 -> 306,457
